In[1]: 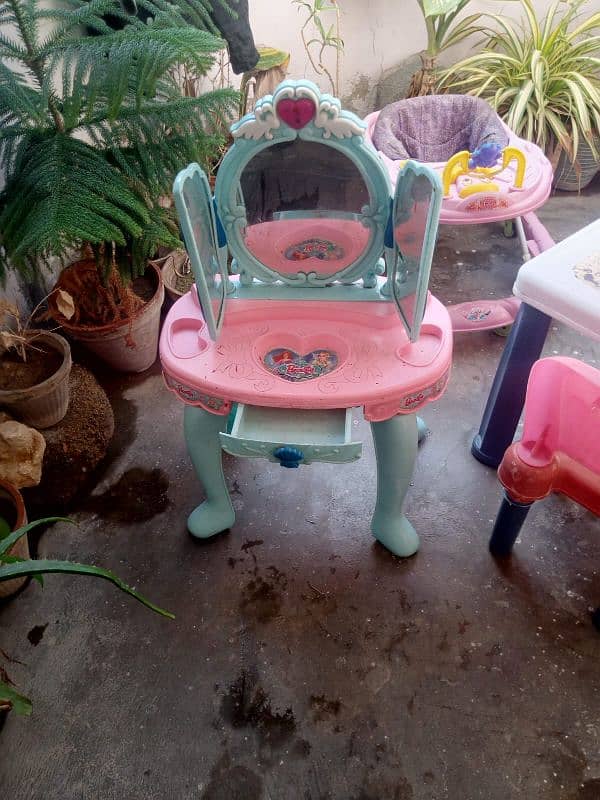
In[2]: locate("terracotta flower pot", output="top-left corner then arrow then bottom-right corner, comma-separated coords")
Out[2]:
0,479 -> 28,599
51,260 -> 165,373
0,330 -> 71,428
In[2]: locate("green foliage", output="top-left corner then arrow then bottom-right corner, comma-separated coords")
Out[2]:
0,516 -> 173,716
294,0 -> 343,96
0,676 -> 32,716
408,0 -> 480,96
417,0 -> 481,57
0,0 -> 238,282
439,0 -> 600,163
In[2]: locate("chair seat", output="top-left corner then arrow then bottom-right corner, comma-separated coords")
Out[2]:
499,445 -> 600,515
490,356 -> 600,558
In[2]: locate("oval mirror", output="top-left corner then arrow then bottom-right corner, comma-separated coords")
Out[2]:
239,139 -> 372,280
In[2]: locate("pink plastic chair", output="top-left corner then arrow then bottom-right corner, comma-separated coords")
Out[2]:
489,356 -> 600,557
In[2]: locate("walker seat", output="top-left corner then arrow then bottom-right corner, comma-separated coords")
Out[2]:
367,95 -> 552,223
365,94 -> 554,332
160,80 -> 453,557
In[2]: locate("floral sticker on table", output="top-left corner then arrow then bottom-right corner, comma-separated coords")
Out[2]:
263,348 -> 338,382
285,238 -> 344,261
573,253 -> 600,289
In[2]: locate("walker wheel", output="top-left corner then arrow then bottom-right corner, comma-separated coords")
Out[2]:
493,324 -> 512,337
503,220 -> 516,238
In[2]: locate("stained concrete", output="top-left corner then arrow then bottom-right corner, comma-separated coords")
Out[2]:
1,181 -> 600,800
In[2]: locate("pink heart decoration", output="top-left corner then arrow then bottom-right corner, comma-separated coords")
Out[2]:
276,98 -> 316,130
263,348 -> 338,382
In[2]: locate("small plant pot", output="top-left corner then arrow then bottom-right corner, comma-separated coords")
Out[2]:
0,331 -> 72,428
553,138 -> 600,191
0,479 -> 28,599
153,250 -> 194,303
53,260 -> 165,373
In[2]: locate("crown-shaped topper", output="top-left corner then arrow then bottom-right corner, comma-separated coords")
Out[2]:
231,80 -> 366,142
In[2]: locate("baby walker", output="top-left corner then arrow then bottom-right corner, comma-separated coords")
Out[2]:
365,95 -> 555,332
160,80 -> 453,557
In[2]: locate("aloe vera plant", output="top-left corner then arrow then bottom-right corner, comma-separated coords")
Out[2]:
0,518 -> 173,716
439,0 -> 600,166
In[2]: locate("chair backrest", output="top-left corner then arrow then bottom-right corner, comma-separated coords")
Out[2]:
521,357 -> 600,475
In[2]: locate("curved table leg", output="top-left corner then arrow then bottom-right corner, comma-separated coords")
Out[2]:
370,414 -> 419,557
416,416 -> 427,444
184,405 -> 235,538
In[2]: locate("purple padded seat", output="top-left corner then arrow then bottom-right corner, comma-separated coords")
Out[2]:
372,94 -> 509,162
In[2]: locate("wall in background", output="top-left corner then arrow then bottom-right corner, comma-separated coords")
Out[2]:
248,0 -> 600,113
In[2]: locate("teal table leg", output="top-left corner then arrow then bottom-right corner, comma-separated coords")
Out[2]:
370,414 -> 419,557
183,405 -> 235,538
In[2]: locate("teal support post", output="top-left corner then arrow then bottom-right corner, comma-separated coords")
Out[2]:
370,414 -> 419,557
184,405 -> 235,538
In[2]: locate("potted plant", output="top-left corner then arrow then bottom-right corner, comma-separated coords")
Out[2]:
0,0 -> 237,372
0,479 -> 29,599
0,514 -> 173,717
0,299 -> 72,428
293,0 -> 344,96
407,0 -> 481,97
439,0 -> 600,189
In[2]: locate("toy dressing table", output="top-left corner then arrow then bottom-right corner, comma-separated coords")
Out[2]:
160,81 -> 453,557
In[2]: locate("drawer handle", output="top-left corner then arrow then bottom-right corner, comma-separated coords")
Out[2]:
273,446 -> 304,468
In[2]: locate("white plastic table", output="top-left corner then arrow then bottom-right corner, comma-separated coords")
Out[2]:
472,218 -> 600,467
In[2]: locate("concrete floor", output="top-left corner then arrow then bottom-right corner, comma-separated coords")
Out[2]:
1,181 -> 600,800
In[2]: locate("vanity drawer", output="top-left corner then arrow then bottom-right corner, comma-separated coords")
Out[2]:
220,405 -> 362,466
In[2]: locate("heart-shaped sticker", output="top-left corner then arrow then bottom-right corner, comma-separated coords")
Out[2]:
276,98 -> 316,130
264,348 -> 338,382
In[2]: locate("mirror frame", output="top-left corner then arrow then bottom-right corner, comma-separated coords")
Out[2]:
173,163 -> 227,340
214,80 -> 391,287
390,160 -> 443,342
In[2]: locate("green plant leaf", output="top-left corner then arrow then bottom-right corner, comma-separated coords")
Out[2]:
422,0 -> 463,17
0,559 -> 175,618
0,0 -> 237,284
437,0 -> 600,156
0,517 -> 73,557
0,679 -> 32,716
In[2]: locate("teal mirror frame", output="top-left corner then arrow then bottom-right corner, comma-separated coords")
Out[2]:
173,163 -> 227,340
214,79 -> 392,288
390,160 -> 443,342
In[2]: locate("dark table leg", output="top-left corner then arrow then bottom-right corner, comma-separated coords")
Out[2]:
471,302 -> 552,468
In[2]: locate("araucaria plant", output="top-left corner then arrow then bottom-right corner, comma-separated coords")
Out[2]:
0,0 -> 237,284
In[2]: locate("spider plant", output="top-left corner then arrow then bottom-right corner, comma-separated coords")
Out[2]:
0,517 -> 173,716
407,0 -> 482,96
439,0 -> 600,167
